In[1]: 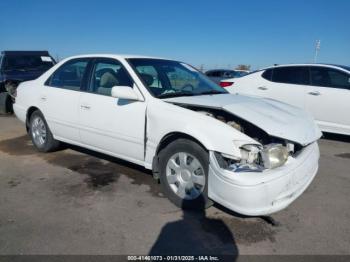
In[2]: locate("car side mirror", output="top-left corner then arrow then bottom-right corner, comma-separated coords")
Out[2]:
111,86 -> 140,101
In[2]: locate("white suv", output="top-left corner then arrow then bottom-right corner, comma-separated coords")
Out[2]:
221,64 -> 350,135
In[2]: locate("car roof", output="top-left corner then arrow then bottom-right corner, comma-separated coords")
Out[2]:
1,50 -> 50,56
264,63 -> 350,71
62,54 -> 167,61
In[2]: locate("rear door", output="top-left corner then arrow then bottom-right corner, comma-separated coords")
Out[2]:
255,66 -> 309,109
306,66 -> 350,134
41,58 -> 90,142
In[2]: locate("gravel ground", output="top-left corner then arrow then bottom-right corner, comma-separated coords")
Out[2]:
0,115 -> 349,256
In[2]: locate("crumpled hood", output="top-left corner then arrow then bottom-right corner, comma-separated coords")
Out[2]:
164,94 -> 322,145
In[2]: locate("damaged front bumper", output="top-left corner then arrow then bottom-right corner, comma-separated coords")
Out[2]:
208,142 -> 319,216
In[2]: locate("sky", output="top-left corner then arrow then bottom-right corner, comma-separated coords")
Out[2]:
0,0 -> 349,70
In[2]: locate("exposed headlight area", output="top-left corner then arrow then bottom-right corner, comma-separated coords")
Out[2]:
240,144 -> 261,164
261,143 -> 289,169
176,104 -> 306,172
215,141 -> 302,172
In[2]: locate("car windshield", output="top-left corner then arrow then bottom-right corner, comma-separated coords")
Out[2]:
3,55 -> 55,71
128,58 -> 228,98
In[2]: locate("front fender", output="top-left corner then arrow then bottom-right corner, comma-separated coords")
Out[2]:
144,98 -> 259,169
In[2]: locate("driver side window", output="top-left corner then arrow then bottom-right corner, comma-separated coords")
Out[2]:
89,60 -> 133,96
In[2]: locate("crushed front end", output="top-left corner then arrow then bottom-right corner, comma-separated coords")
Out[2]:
179,104 -> 321,216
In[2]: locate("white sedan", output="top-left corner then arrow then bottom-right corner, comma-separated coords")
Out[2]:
13,55 -> 321,216
221,64 -> 350,136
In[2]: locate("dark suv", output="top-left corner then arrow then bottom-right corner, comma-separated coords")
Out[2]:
0,51 -> 56,114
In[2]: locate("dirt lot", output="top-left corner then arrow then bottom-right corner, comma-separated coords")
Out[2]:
0,115 -> 349,255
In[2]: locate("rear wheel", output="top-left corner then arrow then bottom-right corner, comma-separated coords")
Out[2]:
29,110 -> 60,152
158,138 -> 213,209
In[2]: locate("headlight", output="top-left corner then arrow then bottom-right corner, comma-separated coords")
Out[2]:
240,144 -> 260,164
261,144 -> 289,169
215,143 -> 289,173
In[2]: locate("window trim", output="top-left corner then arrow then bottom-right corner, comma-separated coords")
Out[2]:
44,58 -> 91,91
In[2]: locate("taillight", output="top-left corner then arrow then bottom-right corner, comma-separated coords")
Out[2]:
220,81 -> 234,88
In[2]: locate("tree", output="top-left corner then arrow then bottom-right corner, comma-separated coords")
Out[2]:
235,64 -> 251,71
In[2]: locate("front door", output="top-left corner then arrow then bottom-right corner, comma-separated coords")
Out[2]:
79,58 -> 146,163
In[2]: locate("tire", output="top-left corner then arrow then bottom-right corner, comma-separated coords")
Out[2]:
29,110 -> 60,152
158,138 -> 213,210
0,92 -> 11,114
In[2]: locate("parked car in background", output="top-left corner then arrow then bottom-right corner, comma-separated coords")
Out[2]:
14,54 -> 321,216
205,69 -> 247,85
0,51 -> 56,114
235,69 -> 250,76
221,64 -> 350,136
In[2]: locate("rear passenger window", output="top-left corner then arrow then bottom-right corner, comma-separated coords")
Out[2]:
262,69 -> 272,80
48,59 -> 88,90
310,67 -> 350,89
272,67 -> 309,85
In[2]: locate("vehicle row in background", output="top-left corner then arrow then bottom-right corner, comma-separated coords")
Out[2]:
221,64 -> 350,136
0,51 -> 56,114
205,69 -> 249,84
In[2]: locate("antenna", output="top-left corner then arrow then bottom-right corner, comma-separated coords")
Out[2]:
314,40 -> 321,63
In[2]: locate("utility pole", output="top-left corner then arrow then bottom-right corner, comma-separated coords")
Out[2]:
314,40 -> 321,63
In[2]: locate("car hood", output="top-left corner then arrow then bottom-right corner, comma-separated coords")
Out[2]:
164,94 -> 322,145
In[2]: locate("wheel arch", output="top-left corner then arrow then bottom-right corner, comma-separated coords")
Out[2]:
151,131 -> 208,179
26,106 -> 41,132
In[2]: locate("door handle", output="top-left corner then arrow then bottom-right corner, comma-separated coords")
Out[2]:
80,105 -> 91,110
258,86 -> 268,90
308,91 -> 321,96
40,96 -> 47,101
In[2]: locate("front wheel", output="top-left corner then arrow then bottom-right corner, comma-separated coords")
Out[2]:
0,92 -> 12,114
29,110 -> 60,152
158,138 -> 213,209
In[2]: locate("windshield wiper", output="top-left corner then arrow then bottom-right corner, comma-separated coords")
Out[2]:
158,91 -> 196,99
198,90 -> 227,95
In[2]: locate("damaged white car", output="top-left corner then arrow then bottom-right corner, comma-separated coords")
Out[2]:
13,55 -> 322,215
